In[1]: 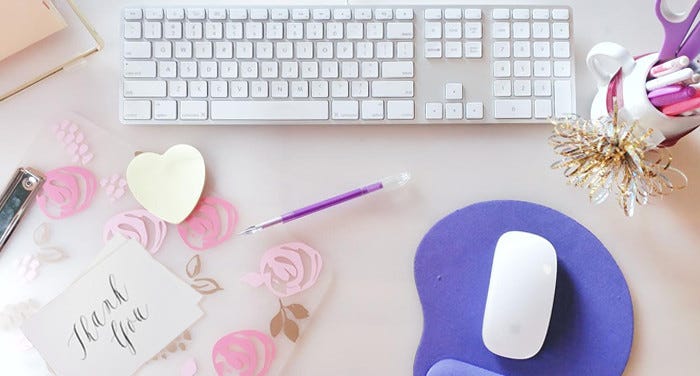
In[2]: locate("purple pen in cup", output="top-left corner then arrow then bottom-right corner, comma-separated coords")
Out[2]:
649,85 -> 697,107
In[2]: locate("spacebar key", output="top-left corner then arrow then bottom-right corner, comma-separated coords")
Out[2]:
494,99 -> 532,119
211,101 -> 329,120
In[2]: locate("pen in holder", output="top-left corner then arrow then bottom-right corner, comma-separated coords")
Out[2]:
587,42 -> 700,147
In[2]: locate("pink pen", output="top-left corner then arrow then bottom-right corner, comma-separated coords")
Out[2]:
650,86 -> 696,107
661,91 -> 700,116
650,55 -> 690,77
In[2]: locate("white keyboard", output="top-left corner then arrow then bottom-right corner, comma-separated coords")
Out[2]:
120,5 -> 576,124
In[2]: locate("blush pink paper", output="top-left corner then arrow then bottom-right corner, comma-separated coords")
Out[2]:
177,196 -> 237,251
104,209 -> 167,254
241,243 -> 323,298
36,166 -> 97,219
211,330 -> 275,376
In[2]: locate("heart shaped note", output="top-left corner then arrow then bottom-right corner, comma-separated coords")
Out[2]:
126,144 -> 205,224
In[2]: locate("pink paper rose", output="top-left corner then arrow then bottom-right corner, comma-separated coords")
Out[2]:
211,330 -> 275,376
104,209 -> 167,254
178,196 -> 237,251
36,166 -> 97,219
242,242 -> 323,298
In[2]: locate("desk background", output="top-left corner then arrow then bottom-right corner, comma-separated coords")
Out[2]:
0,0 -> 698,374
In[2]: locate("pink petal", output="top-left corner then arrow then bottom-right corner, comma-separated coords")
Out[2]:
69,123 -> 78,132
67,143 -> 78,153
78,144 -> 88,154
25,269 -> 38,281
113,188 -> 125,198
81,153 -> 94,164
75,132 -> 85,143
100,178 -> 108,187
55,130 -> 66,141
63,134 -> 75,144
106,185 -> 115,195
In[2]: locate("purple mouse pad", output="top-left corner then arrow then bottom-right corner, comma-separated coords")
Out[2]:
413,200 -> 633,376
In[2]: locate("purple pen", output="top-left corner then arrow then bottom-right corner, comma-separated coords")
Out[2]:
238,172 -> 411,235
650,86 -> 697,107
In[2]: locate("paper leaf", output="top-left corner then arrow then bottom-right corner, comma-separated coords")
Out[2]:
186,255 -> 202,279
183,330 -> 191,340
33,223 -> 50,245
191,278 -> 222,295
240,273 -> 264,287
286,304 -> 309,319
36,247 -> 66,263
270,310 -> 284,337
283,319 -> 299,342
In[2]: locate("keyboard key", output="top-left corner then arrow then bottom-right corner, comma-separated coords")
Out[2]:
168,81 -> 187,97
281,61 -> 299,78
425,22 -> 442,39
552,23 -> 570,39
225,22 -> 243,39
211,101 -> 329,120
180,101 -> 208,120
251,81 -> 269,97
464,23 -> 482,39
464,42 -> 482,58
271,81 -> 289,97
154,100 -> 177,120
513,80 -> 532,96
493,42 -> 510,58
250,9 -> 268,20
240,61 -> 258,78
492,22 -> 510,38
425,41 -> 442,58
354,8 -> 372,20
189,81 -> 208,97
245,22 -> 263,39
332,100 -> 359,119
144,22 -> 162,39
532,22 -> 550,39
372,81 -> 414,97
514,60 -> 531,77
445,103 -> 463,119
533,42 -> 551,58
124,81 -> 166,97
123,42 -> 151,59
159,61 -> 176,78
266,22 -> 283,39
123,101 -> 150,120
153,41 -> 172,58
307,23 -> 324,39
424,9 -> 441,20
124,22 -> 141,39
292,8 -> 310,20
312,8 -> 330,20
534,80 -> 552,96
164,22 -> 182,39
230,81 -> 248,97
387,23 -> 413,39
376,42 -> 393,59
494,99 -> 532,119
333,8 -> 351,20
554,61 -> 571,77
493,61 -> 511,77
291,81 -> 309,97
210,81 -> 228,97
553,41 -> 570,58
261,61 -> 278,78
387,100 -> 414,119
351,81 -> 369,97
361,61 -> 379,78
425,102 -> 443,120
396,9 -> 413,20
186,8 -> 205,20
347,23 -> 364,39
124,8 -> 142,20
552,9 -> 570,20
465,102 -> 484,119
513,41 -> 530,58
375,9 -> 393,20
215,41 -> 233,58
367,23 -> 384,39
512,22 -> 530,38
382,62 -> 414,78
535,99 -> 552,118
493,80 -> 511,97
337,42 -> 353,59
445,83 -> 463,100
492,9 -> 510,20
228,9 -> 247,20
311,80 -> 329,97
185,22 -> 203,39
513,9 -> 529,20
554,80 -> 573,115
208,8 -> 226,20
534,61 -> 552,77
464,9 -> 481,20
166,8 -> 184,20
444,8 -> 462,20
326,22 -> 344,39
444,22 -> 462,39
397,42 -> 414,58
321,61 -> 339,78
194,42 -> 212,58
271,9 -> 289,20
256,42 -> 273,59
362,100 -> 384,119
532,9 -> 549,20
445,42 -> 462,58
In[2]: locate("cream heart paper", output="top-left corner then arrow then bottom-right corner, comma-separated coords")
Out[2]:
126,144 -> 205,224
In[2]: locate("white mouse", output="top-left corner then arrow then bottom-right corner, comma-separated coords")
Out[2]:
482,231 -> 557,360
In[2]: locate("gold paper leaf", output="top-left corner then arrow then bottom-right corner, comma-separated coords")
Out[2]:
179,343 -> 186,351
167,342 -> 178,352
270,310 -> 284,337
287,304 -> 309,319
191,278 -> 222,294
186,255 -> 202,279
183,330 -> 191,340
36,247 -> 67,263
283,319 -> 299,342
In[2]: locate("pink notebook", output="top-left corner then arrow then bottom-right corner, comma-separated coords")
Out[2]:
0,0 -> 67,62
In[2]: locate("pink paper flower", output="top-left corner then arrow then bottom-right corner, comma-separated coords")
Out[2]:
211,330 -> 275,376
37,166 -> 97,219
241,242 -> 323,298
178,196 -> 237,251
104,209 -> 167,254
